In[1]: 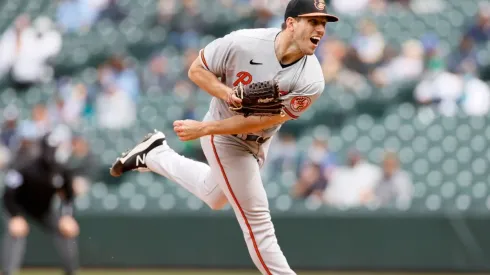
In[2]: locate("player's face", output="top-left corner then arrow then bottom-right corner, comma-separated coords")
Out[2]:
293,16 -> 327,55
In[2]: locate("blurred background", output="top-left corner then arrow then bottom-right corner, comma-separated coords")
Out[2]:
1,0 -> 490,274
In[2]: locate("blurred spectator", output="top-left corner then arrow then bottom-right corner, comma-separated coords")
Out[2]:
421,33 -> 445,71
291,138 -> 335,200
63,83 -> 89,125
250,0 -> 289,28
347,19 -> 386,74
458,75 -> 490,116
96,84 -> 136,129
0,144 -> 10,170
320,38 -> 369,93
266,133 -> 299,178
409,0 -> 445,14
415,71 -> 490,116
369,151 -> 413,207
8,123 -> 43,167
331,0 -> 371,16
66,136 -> 98,180
0,106 -> 19,169
464,2 -> 490,44
94,56 -> 138,129
184,48 -> 199,71
371,39 -> 425,87
156,0 -> 178,26
142,55 -> 173,92
48,82 -> 88,127
301,138 -> 336,180
388,0 -> 411,7
447,36 -> 479,76
99,55 -> 140,101
173,79 -> 196,100
1,105 -> 20,151
19,104 -> 52,140
181,100 -> 198,120
166,0 -> 206,49
352,19 -> 386,65
323,149 -> 381,208
291,162 -> 326,200
0,15 -> 61,89
56,0 -> 99,33
97,0 -> 127,23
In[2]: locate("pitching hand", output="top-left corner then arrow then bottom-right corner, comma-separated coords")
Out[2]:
173,120 -> 205,141
227,89 -> 242,108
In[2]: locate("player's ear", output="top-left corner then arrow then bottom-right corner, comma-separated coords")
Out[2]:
285,17 -> 296,31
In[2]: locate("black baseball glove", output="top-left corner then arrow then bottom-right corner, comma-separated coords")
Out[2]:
228,80 -> 284,117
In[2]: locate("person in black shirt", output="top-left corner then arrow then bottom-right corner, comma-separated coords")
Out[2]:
1,128 -> 79,275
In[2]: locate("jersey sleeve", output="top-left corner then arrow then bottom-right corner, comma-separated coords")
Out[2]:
199,33 -> 235,77
281,81 -> 325,119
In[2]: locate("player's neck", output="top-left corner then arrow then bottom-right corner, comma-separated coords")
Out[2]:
274,31 -> 305,66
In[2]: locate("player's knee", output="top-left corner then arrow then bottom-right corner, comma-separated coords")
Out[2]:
58,217 -> 80,238
9,223 -> 29,238
208,200 -> 227,211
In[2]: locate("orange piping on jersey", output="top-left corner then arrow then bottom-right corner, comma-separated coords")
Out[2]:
200,49 -> 210,70
283,108 -> 299,119
210,135 -> 273,275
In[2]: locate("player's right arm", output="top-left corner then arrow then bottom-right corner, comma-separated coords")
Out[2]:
187,33 -> 241,106
174,113 -> 291,141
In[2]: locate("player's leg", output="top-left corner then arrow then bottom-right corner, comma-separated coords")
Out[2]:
145,135 -> 228,209
205,136 -> 295,275
110,130 -> 228,210
1,213 -> 27,275
38,212 -> 79,275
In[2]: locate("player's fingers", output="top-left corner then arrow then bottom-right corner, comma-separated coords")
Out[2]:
173,120 -> 183,127
232,96 -> 242,104
174,125 -> 185,132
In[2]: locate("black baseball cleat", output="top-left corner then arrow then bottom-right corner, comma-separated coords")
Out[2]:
109,130 -> 166,177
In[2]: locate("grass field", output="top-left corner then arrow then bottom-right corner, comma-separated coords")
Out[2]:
16,269 -> 490,275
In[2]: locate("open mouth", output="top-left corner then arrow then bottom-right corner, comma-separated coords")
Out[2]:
310,36 -> 320,45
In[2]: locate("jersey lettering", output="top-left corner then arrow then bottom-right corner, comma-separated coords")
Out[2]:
136,154 -> 146,166
233,71 -> 253,87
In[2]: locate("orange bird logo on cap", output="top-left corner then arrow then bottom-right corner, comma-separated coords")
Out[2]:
314,0 -> 326,10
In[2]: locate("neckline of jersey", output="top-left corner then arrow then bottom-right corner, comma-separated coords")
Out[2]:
274,30 -> 306,69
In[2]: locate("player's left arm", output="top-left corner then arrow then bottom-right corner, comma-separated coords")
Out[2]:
207,80 -> 324,135
203,114 -> 291,136
174,114 -> 290,141
174,81 -> 324,140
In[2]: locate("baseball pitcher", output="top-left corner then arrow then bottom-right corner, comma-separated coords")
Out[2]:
110,0 -> 339,274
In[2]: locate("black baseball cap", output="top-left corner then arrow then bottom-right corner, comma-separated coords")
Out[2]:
285,0 -> 339,22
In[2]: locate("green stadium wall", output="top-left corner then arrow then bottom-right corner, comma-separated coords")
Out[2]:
2,212 -> 490,271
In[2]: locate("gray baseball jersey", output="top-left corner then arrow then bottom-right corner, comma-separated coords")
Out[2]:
144,27 -> 327,275
199,27 -> 325,139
